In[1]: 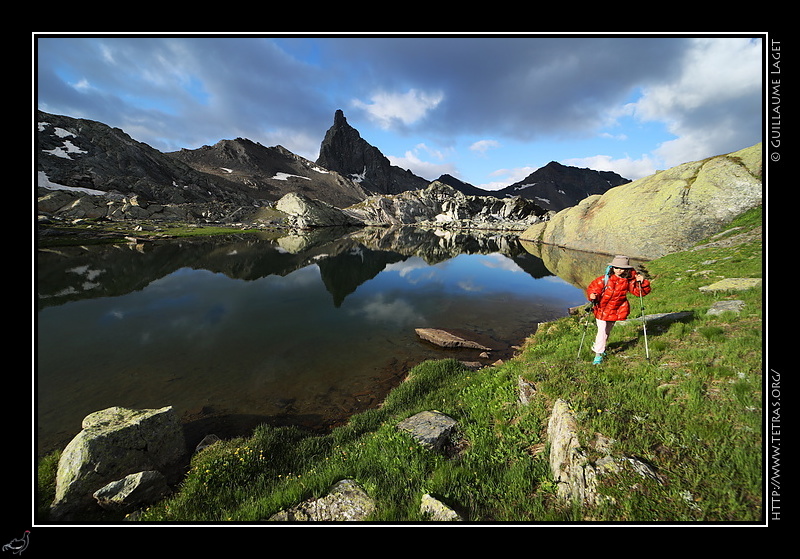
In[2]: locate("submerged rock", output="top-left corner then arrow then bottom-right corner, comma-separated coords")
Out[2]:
415,328 -> 499,352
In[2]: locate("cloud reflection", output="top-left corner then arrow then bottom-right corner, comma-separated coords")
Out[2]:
347,293 -> 424,327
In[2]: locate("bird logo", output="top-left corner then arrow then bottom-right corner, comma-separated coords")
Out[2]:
2,531 -> 29,555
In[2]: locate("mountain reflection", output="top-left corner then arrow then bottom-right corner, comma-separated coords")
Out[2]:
37,226 -> 554,310
36,226 -> 592,456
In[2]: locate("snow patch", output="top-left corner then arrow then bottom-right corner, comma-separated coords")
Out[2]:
272,172 -> 310,181
39,120 -> 87,160
350,167 -> 367,183
37,171 -> 106,196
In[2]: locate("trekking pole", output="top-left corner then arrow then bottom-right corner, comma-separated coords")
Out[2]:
576,303 -> 592,361
637,280 -> 650,361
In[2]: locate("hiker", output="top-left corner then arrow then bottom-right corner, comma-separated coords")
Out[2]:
586,255 -> 651,364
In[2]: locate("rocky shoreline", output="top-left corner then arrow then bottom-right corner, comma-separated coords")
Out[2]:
37,177 -> 551,238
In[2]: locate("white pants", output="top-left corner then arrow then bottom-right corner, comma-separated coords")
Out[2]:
592,319 -> 616,354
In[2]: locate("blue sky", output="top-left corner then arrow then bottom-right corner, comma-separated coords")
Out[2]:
35,34 -> 764,190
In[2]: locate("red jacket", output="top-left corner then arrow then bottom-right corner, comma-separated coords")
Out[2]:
587,273 -> 651,322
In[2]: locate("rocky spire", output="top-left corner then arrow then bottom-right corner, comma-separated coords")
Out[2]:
316,110 -> 429,195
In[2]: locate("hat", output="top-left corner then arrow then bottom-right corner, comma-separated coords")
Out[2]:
608,255 -> 634,269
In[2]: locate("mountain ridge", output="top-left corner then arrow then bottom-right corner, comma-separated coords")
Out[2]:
37,108 -> 629,211
495,161 -> 629,211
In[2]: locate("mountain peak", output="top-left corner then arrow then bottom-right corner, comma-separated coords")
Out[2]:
316,110 -> 429,195
495,161 -> 629,212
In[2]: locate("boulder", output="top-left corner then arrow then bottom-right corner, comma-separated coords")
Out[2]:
698,278 -> 762,292
276,191 -> 362,228
397,410 -> 458,451
415,328 -> 498,352
546,399 -> 601,506
707,300 -> 745,315
520,143 -> 762,260
518,376 -> 537,405
92,470 -> 171,512
267,479 -> 375,521
618,311 -> 694,326
50,406 -> 186,520
546,400 -> 669,509
420,494 -> 463,521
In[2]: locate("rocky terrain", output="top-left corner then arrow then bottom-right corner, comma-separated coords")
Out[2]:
168,138 -> 370,208
315,109 -> 431,195
341,180 -> 547,230
37,107 -> 761,261
519,143 -> 763,259
36,109 -> 628,232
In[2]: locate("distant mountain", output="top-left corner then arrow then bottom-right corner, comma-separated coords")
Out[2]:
435,174 -> 495,197
167,138 -> 369,208
37,108 -> 629,213
36,110 -> 253,205
316,109 -> 430,195
494,161 -> 629,211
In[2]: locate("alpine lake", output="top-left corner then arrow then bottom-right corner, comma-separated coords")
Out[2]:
36,225 -> 609,457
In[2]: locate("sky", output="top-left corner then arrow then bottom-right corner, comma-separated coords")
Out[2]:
34,33 -> 765,190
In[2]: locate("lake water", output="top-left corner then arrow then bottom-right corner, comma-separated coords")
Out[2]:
36,227 -> 587,456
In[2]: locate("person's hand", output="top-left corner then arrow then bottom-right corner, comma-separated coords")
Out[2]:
635,273 -> 645,283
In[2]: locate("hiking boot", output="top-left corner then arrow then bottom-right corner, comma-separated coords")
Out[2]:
593,354 -> 604,365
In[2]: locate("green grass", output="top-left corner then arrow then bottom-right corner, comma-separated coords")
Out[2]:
38,220 -> 272,246
37,206 -> 763,524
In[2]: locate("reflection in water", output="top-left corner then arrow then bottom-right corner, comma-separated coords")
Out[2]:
36,227 -> 588,455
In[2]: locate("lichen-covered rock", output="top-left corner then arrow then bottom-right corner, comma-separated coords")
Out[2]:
546,399 -> 601,506
698,278 -> 762,292
520,143 -> 762,260
267,479 -> 375,521
276,191 -> 362,228
415,328 -> 495,351
50,406 -> 186,520
420,494 -> 462,521
707,300 -> 745,316
397,410 -> 458,451
93,470 -> 171,511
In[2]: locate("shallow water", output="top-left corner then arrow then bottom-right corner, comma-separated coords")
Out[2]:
36,227 -> 586,455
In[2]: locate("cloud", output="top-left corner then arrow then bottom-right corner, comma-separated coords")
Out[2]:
351,88 -> 444,130
470,139 -> 501,156
36,35 -> 763,186
37,37 -> 333,155
625,37 -> 762,167
564,154 -> 658,182
481,166 -> 538,191
388,143 -> 457,178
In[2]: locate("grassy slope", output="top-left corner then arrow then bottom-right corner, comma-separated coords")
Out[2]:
38,207 -> 764,524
